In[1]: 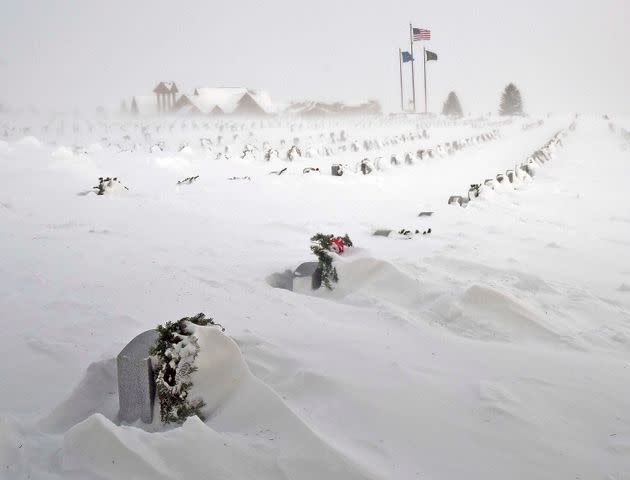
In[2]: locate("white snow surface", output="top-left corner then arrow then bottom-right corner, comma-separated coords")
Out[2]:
1,113 -> 630,479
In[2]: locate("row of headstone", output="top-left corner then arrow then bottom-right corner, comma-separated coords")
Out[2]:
346,130 -> 499,176
447,122 -> 576,208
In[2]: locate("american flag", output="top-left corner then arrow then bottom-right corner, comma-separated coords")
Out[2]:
413,28 -> 431,41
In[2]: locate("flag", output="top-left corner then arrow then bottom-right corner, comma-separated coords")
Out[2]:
425,50 -> 438,61
412,28 -> 431,41
401,51 -> 414,63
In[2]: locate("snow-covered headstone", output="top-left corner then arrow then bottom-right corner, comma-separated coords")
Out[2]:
448,195 -> 464,206
117,329 -> 158,424
331,164 -> 344,176
293,262 -> 322,291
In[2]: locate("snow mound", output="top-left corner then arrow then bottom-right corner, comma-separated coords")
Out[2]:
61,328 -> 377,480
0,416 -> 26,478
150,155 -> 194,172
87,143 -> 104,153
0,140 -> 13,155
40,358 -> 118,434
16,136 -> 42,148
188,327 -> 248,414
298,257 -> 571,348
51,146 -> 75,159
440,284 -> 565,344
297,257 -> 431,311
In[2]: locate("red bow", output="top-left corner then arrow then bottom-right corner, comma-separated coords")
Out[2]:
330,237 -> 346,254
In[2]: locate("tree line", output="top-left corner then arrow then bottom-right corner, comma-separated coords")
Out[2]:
441,83 -> 524,117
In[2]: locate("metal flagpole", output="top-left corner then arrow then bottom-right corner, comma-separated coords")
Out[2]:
409,23 -> 416,113
423,47 -> 428,113
399,49 -> 404,112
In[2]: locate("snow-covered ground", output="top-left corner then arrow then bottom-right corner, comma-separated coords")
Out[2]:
1,113 -> 629,479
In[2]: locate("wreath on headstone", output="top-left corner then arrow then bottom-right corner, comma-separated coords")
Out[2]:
93,177 -> 129,195
150,313 -> 225,424
177,175 -> 199,185
310,233 -> 353,290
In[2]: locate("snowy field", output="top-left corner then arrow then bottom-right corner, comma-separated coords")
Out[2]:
1,113 -> 630,479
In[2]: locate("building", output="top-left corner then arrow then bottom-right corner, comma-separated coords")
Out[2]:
286,99 -> 382,116
126,83 -> 275,116
153,82 -> 179,112
173,87 -> 275,116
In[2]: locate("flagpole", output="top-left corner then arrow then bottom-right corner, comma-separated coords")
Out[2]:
399,49 -> 404,112
423,47 -> 428,113
409,23 -> 416,113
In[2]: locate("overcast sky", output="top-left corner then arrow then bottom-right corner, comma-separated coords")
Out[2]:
1,0 -> 629,114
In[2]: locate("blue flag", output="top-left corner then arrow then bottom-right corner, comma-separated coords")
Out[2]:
401,51 -> 413,63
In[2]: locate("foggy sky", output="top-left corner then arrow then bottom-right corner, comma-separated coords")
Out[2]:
1,0 -> 629,114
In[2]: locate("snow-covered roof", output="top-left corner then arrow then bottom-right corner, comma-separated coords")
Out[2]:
191,87 -> 275,114
249,90 -> 275,114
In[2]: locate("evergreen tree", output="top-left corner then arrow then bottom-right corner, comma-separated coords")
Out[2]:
499,83 -> 524,116
442,92 -> 463,117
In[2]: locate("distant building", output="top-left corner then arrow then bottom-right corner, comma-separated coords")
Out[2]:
153,81 -> 179,112
286,99 -> 381,116
173,87 -> 275,116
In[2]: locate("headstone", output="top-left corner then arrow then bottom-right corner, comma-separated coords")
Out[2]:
117,329 -> 158,424
418,211 -> 434,217
448,195 -> 463,206
373,229 -> 393,237
293,262 -> 322,290
360,159 -> 373,175
524,164 -> 536,177
331,164 -> 344,176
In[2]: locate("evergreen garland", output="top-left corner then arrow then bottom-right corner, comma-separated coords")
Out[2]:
177,175 -> 199,185
93,177 -> 129,195
310,233 -> 353,290
149,312 -> 225,424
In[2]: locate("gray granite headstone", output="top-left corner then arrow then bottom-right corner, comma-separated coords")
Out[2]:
331,164 -> 344,176
293,261 -> 322,290
117,329 -> 158,424
373,229 -> 393,237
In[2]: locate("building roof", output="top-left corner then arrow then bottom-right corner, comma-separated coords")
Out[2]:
153,81 -> 179,94
190,87 -> 275,114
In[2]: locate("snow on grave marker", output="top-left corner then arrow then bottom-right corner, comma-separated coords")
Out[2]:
448,195 -> 464,206
331,164 -> 344,176
360,159 -> 374,175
